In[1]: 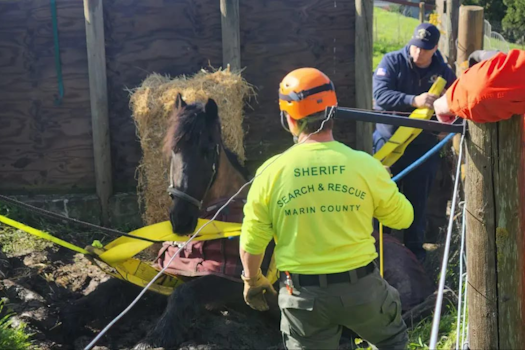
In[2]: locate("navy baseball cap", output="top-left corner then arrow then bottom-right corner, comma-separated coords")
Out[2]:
409,23 -> 440,50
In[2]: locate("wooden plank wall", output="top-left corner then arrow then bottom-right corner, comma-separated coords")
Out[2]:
0,0 -> 356,193
0,1 -> 93,193
241,0 -> 356,168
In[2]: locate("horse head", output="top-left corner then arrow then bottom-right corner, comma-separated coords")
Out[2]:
163,93 -> 222,234
163,93 -> 249,234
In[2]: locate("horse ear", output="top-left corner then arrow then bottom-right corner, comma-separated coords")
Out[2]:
174,93 -> 187,110
204,98 -> 219,121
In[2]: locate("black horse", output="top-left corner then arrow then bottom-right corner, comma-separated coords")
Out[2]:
133,94 -> 279,349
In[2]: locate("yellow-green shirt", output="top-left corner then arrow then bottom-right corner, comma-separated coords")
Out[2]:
240,141 -> 414,274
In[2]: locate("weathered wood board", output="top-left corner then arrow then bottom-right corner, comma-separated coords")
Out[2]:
240,0 -> 356,171
0,0 -> 94,193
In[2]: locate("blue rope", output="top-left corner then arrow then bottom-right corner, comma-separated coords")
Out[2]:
50,0 -> 64,105
392,133 -> 456,183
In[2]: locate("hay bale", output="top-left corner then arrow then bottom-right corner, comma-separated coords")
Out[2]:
129,68 -> 255,225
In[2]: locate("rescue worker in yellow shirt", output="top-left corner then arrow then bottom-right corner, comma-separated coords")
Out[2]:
239,68 -> 414,349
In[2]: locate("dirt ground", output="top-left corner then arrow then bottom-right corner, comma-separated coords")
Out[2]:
1,246 -> 364,350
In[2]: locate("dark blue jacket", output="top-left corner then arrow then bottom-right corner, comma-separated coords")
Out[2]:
373,45 -> 457,147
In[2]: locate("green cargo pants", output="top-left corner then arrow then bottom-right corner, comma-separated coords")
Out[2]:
278,268 -> 407,350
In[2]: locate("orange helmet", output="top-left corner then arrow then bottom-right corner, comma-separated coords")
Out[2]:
278,68 -> 337,120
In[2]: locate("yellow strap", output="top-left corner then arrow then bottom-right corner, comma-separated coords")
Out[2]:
0,213 -> 272,293
99,218 -> 242,265
91,257 -> 184,296
0,214 -> 88,255
93,218 -> 279,289
373,77 -> 447,166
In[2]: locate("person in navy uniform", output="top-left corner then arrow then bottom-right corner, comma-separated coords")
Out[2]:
372,23 -> 457,262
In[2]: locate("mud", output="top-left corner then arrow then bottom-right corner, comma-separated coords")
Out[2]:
0,247 -> 299,350
0,241 -> 437,350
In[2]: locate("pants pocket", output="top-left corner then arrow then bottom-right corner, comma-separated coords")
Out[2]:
278,288 -> 316,336
380,285 -> 402,327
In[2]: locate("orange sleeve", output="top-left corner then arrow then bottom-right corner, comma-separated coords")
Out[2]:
446,49 -> 525,123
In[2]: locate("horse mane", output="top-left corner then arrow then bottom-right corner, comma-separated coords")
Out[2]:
162,101 -> 215,157
162,96 -> 252,180
223,146 -> 252,180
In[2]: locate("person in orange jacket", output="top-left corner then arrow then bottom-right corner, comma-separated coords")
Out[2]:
434,49 -> 525,123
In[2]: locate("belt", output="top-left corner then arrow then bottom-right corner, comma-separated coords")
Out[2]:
280,262 -> 376,287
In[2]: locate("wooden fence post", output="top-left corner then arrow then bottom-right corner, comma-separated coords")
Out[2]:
220,0 -> 241,72
494,115 -> 525,349
436,0 -> 445,51
447,0 -> 460,69
457,6 -> 484,73
84,0 -> 112,225
459,5 -> 500,349
457,13 -> 525,341
436,0 -> 460,68
419,2 -> 425,23
355,0 -> 373,154
465,108 -> 499,350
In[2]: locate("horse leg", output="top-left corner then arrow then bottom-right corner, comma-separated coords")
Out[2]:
133,275 -> 245,350
60,278 -> 140,343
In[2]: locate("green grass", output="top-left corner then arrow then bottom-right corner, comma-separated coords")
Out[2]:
352,305 -> 463,349
0,202 -> 114,256
0,224 -> 54,256
407,312 -> 459,349
373,8 -> 420,69
485,36 -> 525,51
0,302 -> 33,350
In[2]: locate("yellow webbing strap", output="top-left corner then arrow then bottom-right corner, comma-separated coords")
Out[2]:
90,255 -> 184,296
0,214 -> 251,293
99,218 -> 242,265
374,76 -> 447,277
373,77 -> 447,167
0,214 -> 88,255
96,218 -> 278,286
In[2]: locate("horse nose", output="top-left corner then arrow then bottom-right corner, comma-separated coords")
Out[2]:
170,209 -> 198,235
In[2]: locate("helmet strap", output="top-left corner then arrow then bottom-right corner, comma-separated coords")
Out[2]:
280,111 -> 301,143
293,120 -> 308,144
280,111 -> 290,133
281,106 -> 337,143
